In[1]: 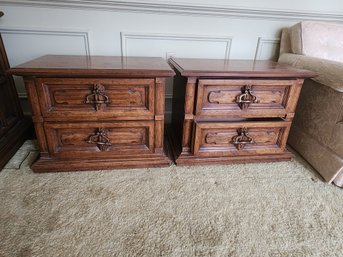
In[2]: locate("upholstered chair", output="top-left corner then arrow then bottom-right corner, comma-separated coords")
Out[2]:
278,21 -> 343,187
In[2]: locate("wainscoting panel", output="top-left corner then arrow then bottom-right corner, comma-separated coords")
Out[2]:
254,37 -> 281,61
121,32 -> 232,60
0,27 -> 90,66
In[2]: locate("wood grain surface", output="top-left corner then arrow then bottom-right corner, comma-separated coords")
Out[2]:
169,57 -> 316,165
10,55 -> 174,172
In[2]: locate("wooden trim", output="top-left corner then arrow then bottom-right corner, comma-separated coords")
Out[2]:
286,79 -> 304,113
184,77 -> 196,114
31,154 -> 171,172
181,77 -> 196,150
24,78 -> 49,156
176,151 -> 293,166
154,77 -> 165,152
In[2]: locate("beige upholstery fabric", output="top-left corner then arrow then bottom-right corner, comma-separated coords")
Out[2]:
288,125 -> 343,184
279,28 -> 292,55
334,169 -> 343,187
279,53 -> 343,92
278,22 -> 343,187
289,21 -> 343,63
286,79 -> 343,183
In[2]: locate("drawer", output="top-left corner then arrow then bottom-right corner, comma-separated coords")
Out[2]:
193,120 -> 291,157
37,78 -> 155,120
44,121 -> 154,158
195,79 -> 302,118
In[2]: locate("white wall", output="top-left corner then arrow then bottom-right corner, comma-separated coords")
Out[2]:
1,0 -> 342,121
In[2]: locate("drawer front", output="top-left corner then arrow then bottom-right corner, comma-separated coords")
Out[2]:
195,79 -> 302,118
44,121 -> 154,158
37,78 -> 155,120
193,121 -> 291,157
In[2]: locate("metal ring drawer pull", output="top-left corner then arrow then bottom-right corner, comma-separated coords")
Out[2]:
87,128 -> 112,151
232,127 -> 254,150
235,85 -> 259,110
84,84 -> 111,111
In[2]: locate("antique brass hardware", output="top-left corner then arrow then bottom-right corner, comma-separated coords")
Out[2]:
84,84 -> 111,111
86,128 -> 112,151
235,85 -> 259,110
231,127 -> 254,150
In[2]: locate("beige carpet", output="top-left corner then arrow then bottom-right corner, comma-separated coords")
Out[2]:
0,140 -> 342,257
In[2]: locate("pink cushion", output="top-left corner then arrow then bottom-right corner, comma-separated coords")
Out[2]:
289,21 -> 343,63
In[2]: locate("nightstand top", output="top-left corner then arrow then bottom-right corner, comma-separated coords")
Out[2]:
9,55 -> 175,77
169,58 -> 316,78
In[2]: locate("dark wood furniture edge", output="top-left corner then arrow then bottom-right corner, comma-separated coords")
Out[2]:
0,117 -> 32,170
177,71 -> 317,78
168,57 -> 317,78
0,31 -> 32,170
175,151 -> 293,166
8,68 -> 175,78
9,55 -> 176,77
164,125 -> 179,163
168,58 -> 184,75
31,153 -> 171,172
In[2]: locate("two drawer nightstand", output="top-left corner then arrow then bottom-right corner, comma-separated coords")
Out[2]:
169,58 -> 316,165
10,55 -> 175,172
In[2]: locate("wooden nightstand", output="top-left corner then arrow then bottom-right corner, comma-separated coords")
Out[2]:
10,55 -> 175,172
169,58 -> 316,165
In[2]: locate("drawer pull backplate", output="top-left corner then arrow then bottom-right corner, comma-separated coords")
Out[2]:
232,127 -> 254,150
235,85 -> 259,110
84,84 -> 111,111
87,128 -> 112,151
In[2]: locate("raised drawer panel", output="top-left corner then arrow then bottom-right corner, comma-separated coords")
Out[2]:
37,78 -> 155,120
193,121 -> 291,157
44,121 -> 154,158
195,79 -> 302,118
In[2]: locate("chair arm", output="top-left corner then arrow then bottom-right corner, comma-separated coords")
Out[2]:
279,53 -> 343,93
